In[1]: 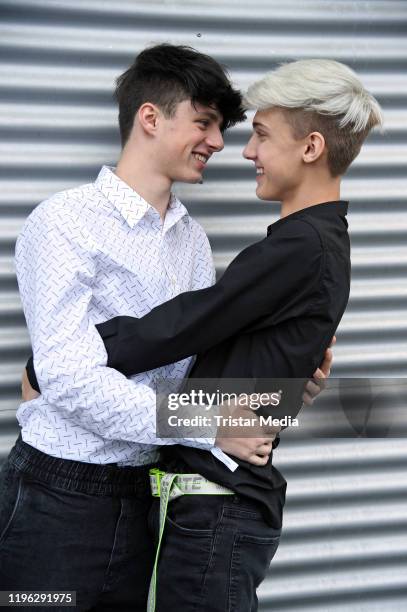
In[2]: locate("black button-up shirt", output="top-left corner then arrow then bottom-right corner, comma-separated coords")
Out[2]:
28,201 -> 351,527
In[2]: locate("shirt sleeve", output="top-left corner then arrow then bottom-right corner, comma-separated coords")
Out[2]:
190,220 -> 217,289
15,201 -> 215,450
96,219 -> 323,375
24,221 -> 216,394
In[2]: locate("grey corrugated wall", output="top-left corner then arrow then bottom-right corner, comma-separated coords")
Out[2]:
0,1 -> 406,609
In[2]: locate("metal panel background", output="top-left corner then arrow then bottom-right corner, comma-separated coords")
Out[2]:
0,1 -> 406,609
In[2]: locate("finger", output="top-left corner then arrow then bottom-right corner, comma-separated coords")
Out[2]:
306,379 -> 322,396
329,335 -> 337,348
257,440 -> 273,451
302,391 -> 313,406
256,436 -> 276,446
312,365 -> 328,380
247,453 -> 269,466
313,375 -> 327,394
257,429 -> 277,439
319,350 -> 332,377
302,379 -> 322,405
256,445 -> 272,457
258,422 -> 281,436
243,438 -> 272,458
311,371 -> 327,396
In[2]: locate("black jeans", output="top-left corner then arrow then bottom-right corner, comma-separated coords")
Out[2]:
149,493 -> 281,612
0,436 -> 155,612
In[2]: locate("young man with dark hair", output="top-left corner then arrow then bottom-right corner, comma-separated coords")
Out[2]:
31,59 -> 379,611
12,47 -> 335,611
115,44 -> 243,146
0,44 -> 255,611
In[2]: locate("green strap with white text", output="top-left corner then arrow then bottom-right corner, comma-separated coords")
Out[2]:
147,468 -> 234,612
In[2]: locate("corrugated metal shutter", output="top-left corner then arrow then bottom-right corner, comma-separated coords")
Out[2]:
1,1 -> 406,609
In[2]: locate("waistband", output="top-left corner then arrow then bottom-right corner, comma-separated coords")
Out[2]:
149,468 -> 234,498
8,435 -> 154,497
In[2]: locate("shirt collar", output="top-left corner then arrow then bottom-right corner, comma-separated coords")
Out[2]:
267,201 -> 349,236
95,166 -> 188,229
165,192 -> 190,233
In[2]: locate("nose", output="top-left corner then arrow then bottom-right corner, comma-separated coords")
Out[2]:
243,135 -> 256,160
206,125 -> 224,153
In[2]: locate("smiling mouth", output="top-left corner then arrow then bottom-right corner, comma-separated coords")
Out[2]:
256,167 -> 264,175
192,153 -> 209,164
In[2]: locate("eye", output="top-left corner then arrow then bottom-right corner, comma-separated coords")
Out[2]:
197,119 -> 210,128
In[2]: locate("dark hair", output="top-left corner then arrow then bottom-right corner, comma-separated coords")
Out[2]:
115,44 -> 246,146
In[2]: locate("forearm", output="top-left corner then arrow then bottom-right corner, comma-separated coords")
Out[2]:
95,243 -> 277,375
34,346 -> 215,449
96,223 -> 323,377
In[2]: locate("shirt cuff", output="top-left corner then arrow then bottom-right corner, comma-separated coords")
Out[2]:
210,447 -> 239,472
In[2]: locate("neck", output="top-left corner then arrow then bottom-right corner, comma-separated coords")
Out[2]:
115,147 -> 172,220
280,174 -> 341,218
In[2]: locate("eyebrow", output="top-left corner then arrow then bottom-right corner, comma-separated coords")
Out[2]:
197,110 -> 223,124
252,121 -> 269,131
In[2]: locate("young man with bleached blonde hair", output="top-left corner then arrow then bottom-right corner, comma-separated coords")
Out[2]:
24,59 -> 382,610
243,58 -> 382,196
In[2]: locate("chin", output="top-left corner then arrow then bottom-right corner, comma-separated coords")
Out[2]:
256,188 -> 275,201
192,173 -> 204,183
176,170 -> 203,184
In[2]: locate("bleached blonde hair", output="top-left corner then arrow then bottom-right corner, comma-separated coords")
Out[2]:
244,59 -> 383,176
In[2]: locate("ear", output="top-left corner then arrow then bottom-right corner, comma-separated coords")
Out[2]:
303,131 -> 326,164
137,102 -> 161,136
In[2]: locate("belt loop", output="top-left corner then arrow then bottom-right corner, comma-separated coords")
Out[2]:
149,468 -> 166,497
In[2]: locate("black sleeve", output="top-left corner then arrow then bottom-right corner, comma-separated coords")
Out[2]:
26,355 -> 40,392
96,219 -> 323,376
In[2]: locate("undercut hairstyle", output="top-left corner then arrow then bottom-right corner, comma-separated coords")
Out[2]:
244,59 -> 383,176
115,43 -> 246,146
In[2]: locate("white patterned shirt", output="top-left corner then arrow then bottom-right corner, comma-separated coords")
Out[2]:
15,166 -> 219,466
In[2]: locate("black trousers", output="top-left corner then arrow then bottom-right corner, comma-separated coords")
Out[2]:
0,436 -> 155,612
0,437 -> 281,612
150,493 -> 281,612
